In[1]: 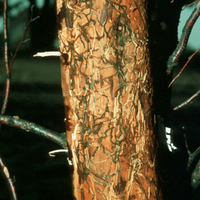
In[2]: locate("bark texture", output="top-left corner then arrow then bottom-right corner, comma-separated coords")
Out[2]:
57,0 -> 161,199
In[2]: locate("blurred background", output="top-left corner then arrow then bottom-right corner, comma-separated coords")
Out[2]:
0,0 -> 200,199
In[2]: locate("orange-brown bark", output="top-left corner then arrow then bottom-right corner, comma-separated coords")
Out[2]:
57,0 -> 161,199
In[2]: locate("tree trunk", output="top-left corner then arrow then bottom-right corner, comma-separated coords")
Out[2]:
56,0 -> 161,199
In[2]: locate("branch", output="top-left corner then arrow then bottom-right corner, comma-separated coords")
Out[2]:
173,90 -> 200,110
168,48 -> 200,88
3,0 -> 9,77
1,5 -> 39,115
182,0 -> 200,11
1,0 -> 10,115
49,149 -> 69,157
33,51 -> 61,57
0,115 -> 68,150
167,1 -> 200,75
0,155 -> 17,200
10,6 -> 40,70
184,132 -> 191,155
187,146 -> 200,171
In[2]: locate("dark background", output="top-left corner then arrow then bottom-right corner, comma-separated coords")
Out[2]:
0,0 -> 200,199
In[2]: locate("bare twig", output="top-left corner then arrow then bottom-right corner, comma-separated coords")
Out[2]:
3,0 -> 9,77
1,5 -> 39,115
173,90 -> 200,110
0,115 -> 68,149
33,51 -> 61,57
1,0 -> 10,115
187,146 -> 200,171
182,0 -> 200,11
0,155 -> 17,200
10,6 -> 39,70
49,149 -> 69,157
183,132 -> 191,155
168,48 -> 200,88
167,1 -> 200,74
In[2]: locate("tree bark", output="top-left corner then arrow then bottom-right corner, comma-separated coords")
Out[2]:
56,0 -> 161,199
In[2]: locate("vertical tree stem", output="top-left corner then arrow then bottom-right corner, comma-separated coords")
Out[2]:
57,0 -> 161,199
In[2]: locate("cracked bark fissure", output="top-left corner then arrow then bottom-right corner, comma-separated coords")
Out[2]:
57,0 -> 161,199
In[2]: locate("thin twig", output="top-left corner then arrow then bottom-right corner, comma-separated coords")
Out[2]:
167,1 -> 200,74
1,0 -> 10,115
10,6 -> 40,70
173,90 -> 200,110
49,149 -> 69,157
1,5 -> 39,115
182,0 -> 200,11
187,146 -> 200,171
3,0 -> 9,77
0,115 -> 68,149
184,132 -> 191,155
33,51 -> 61,57
168,48 -> 200,88
0,155 -> 17,200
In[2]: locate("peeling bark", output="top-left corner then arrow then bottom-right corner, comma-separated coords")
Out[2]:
57,0 -> 161,199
